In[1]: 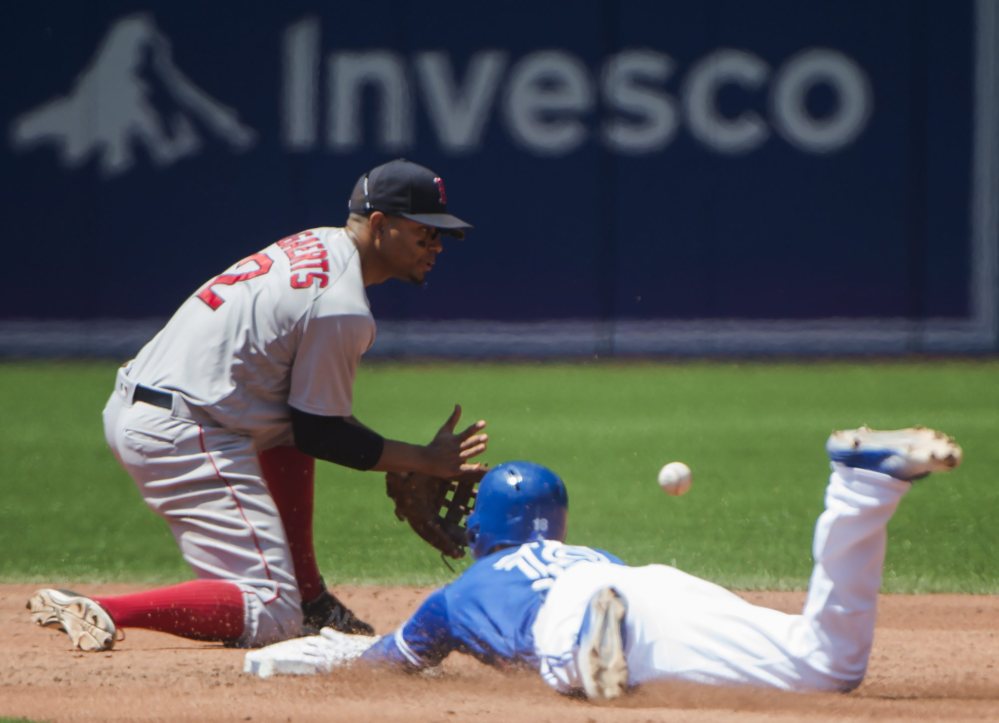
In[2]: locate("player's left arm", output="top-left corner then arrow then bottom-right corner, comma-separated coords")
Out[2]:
358,589 -> 455,671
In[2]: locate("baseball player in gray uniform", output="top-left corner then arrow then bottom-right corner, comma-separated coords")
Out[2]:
28,158 -> 488,651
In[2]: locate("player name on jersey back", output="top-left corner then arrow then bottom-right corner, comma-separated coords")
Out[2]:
277,230 -> 331,290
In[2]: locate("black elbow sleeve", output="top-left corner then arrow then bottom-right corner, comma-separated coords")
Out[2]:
290,408 -> 385,471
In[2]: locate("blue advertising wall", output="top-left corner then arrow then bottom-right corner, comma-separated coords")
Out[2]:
2,0 -> 996,356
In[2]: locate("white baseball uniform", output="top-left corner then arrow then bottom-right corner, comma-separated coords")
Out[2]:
532,464 -> 908,693
103,227 -> 374,645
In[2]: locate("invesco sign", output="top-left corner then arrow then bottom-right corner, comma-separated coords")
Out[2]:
283,19 -> 873,156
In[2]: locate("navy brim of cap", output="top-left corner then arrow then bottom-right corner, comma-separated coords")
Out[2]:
400,212 -> 473,238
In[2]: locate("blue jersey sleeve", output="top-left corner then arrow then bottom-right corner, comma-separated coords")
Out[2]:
360,588 -> 452,670
361,542 -> 626,672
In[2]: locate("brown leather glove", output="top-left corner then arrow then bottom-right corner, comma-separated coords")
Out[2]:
385,469 -> 483,559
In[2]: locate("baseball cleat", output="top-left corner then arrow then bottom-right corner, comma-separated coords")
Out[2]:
27,588 -> 119,652
826,426 -> 962,481
576,586 -> 629,701
301,588 -> 375,636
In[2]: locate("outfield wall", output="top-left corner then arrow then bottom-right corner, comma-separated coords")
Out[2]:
2,0 -> 996,357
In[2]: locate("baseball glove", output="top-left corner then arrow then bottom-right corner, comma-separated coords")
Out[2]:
385,469 -> 482,559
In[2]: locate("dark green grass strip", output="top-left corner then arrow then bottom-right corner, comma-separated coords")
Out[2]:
2,359 -> 996,592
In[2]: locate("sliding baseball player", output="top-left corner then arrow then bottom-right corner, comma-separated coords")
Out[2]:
244,426 -> 962,701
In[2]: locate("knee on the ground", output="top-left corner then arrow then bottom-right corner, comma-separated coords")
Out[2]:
805,663 -> 866,693
238,583 -> 304,647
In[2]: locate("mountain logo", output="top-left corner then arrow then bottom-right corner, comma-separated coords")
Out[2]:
9,13 -> 257,177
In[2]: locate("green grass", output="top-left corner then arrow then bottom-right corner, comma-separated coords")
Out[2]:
1,359 -> 996,592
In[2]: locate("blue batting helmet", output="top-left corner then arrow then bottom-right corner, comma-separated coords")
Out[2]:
466,461 -> 568,559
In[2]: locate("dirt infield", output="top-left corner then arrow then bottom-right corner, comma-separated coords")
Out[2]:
3,584 -> 997,722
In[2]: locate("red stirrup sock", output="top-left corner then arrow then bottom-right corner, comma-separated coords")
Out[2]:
258,445 -> 325,601
93,580 -> 245,641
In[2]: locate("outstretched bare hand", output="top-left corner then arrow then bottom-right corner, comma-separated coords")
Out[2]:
424,404 -> 488,478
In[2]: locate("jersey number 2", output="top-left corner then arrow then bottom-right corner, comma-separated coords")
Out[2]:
196,253 -> 274,310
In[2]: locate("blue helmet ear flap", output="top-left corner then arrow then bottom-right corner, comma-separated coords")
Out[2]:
467,461 -> 568,559
466,515 -> 481,549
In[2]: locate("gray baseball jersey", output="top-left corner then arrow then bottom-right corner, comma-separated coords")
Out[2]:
128,227 -> 374,450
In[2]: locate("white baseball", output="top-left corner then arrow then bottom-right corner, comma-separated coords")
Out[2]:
657,461 -> 692,496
